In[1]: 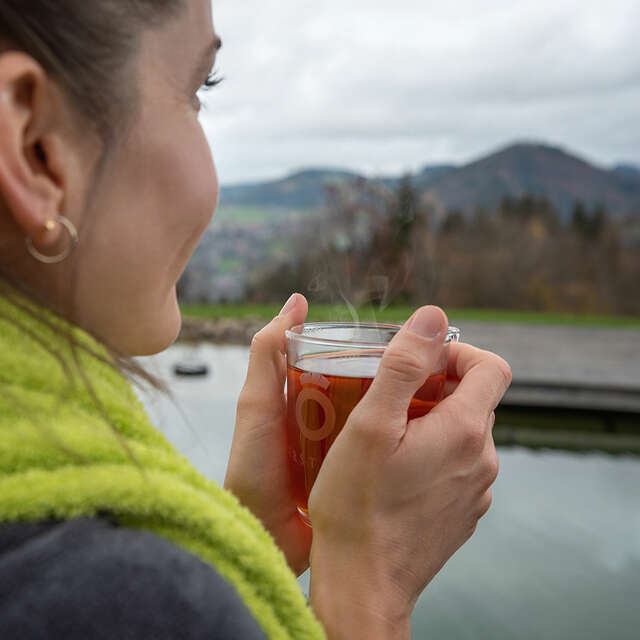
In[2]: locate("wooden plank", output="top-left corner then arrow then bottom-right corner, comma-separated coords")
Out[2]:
457,322 -> 640,391
503,381 -> 640,413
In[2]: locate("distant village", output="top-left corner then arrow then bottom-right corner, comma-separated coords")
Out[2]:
178,214 -> 306,302
178,142 -> 640,312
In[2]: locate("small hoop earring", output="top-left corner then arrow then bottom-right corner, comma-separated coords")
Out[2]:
26,216 -> 79,265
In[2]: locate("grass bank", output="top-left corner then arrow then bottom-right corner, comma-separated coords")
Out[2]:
181,304 -> 640,328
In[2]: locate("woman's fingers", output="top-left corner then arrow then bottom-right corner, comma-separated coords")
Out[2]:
444,344 -> 493,395
412,345 -> 508,462
238,293 -> 308,417
442,343 -> 512,421
355,306 -> 448,437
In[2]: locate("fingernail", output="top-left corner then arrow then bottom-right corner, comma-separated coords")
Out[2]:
278,294 -> 297,317
408,306 -> 446,339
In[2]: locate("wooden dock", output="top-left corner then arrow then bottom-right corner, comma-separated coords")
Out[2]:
452,321 -> 640,454
453,321 -> 640,412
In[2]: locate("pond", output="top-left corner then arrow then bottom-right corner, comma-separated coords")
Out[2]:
137,344 -> 640,640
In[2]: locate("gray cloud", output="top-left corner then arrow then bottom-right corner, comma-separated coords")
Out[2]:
201,0 -> 640,183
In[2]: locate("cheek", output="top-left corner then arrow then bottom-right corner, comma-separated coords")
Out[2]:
154,125 -> 218,257
78,122 -> 218,309
70,119 -> 218,353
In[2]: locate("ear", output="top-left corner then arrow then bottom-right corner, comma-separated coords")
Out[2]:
0,52 -> 67,250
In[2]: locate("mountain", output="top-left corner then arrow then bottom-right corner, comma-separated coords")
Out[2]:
424,143 -> 640,218
218,144 -> 640,219
613,163 -> 640,182
369,164 -> 455,191
220,168 -> 362,210
415,164 -> 457,189
219,166 -> 457,211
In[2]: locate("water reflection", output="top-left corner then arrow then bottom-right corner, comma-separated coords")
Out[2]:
137,345 -> 640,640
411,449 -> 640,639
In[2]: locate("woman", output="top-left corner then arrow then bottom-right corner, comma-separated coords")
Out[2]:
0,1 -> 511,638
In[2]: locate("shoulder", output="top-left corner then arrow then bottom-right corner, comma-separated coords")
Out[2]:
0,517 -> 267,640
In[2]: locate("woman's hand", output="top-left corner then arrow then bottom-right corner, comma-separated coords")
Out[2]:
308,306 -> 512,639
224,293 -> 312,576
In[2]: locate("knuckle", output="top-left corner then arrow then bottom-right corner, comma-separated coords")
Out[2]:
345,406 -> 368,435
483,450 -> 500,486
463,418 -> 487,454
236,385 -> 266,416
382,347 -> 426,384
249,328 -> 267,353
346,406 -> 365,430
236,388 -> 255,413
492,355 -> 513,389
477,490 -> 493,518
347,408 -> 387,450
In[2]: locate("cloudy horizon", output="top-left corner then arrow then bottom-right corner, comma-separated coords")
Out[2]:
201,0 -> 640,184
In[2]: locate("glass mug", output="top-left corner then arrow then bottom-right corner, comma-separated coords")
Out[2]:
285,322 -> 460,526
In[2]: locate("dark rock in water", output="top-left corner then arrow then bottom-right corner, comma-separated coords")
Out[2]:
173,362 -> 209,377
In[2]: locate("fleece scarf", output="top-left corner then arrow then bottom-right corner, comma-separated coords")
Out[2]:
0,289 -> 325,640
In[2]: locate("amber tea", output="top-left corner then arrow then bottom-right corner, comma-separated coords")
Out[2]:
286,351 -> 448,524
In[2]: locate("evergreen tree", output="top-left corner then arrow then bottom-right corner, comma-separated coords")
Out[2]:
571,201 -> 588,234
392,174 -> 419,253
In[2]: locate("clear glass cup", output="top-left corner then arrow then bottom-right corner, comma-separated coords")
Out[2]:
285,322 -> 460,526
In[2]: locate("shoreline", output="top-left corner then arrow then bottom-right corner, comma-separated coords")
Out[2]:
178,316 -> 265,345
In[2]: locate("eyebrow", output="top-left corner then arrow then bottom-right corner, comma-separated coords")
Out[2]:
204,35 -> 223,67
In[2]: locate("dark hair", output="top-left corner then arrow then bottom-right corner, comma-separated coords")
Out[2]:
0,2 -> 189,451
0,1 -> 184,135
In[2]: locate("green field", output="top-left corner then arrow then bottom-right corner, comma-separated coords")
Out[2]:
181,304 -> 640,328
213,205 -> 295,224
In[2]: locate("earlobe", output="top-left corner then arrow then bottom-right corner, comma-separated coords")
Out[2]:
25,215 -> 78,265
0,53 -> 65,250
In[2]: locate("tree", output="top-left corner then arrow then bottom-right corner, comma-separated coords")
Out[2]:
571,201 -> 589,235
586,203 -> 606,239
442,209 -> 465,234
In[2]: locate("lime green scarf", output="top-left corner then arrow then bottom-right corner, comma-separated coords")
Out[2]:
0,289 -> 325,640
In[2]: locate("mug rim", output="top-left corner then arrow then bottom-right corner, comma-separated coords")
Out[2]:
286,321 -> 460,350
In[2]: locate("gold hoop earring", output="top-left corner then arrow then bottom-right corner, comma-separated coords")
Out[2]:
25,216 -> 79,265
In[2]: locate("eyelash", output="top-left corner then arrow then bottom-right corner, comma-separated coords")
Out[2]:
202,70 -> 223,90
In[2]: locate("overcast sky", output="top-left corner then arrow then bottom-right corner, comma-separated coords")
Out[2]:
201,0 -> 640,184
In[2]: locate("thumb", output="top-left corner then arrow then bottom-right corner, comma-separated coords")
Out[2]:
357,306 -> 448,427
242,293 -> 308,403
